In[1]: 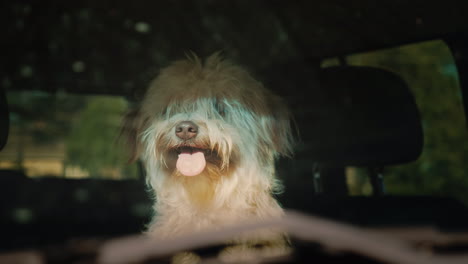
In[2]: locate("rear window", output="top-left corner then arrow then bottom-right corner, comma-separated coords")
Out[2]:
0,91 -> 139,179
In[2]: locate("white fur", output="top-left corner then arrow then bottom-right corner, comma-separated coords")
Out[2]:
124,53 -> 293,245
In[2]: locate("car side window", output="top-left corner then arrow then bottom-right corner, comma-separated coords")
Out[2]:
322,39 -> 468,205
0,91 -> 140,180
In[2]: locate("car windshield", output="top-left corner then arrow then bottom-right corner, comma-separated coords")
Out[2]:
2,1 -> 468,263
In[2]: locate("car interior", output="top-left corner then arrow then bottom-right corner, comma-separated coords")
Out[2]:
1,0 -> 468,263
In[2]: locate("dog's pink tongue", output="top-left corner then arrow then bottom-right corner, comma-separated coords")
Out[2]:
176,152 -> 206,176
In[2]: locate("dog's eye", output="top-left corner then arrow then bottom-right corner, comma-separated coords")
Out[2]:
214,100 -> 226,117
161,107 -> 168,116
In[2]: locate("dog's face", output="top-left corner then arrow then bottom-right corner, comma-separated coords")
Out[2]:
122,54 -> 292,201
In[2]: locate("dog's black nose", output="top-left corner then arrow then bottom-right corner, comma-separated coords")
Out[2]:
175,121 -> 198,140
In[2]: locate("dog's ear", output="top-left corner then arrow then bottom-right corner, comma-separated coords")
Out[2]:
268,95 -> 295,158
119,108 -> 146,163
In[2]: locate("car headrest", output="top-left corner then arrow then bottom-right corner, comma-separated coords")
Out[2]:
300,66 -> 423,167
0,87 -> 9,151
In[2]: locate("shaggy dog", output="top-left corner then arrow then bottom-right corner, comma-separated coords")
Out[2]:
122,53 -> 293,260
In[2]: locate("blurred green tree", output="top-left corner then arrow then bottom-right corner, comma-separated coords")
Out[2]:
66,96 -> 137,178
6,91 -> 85,169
